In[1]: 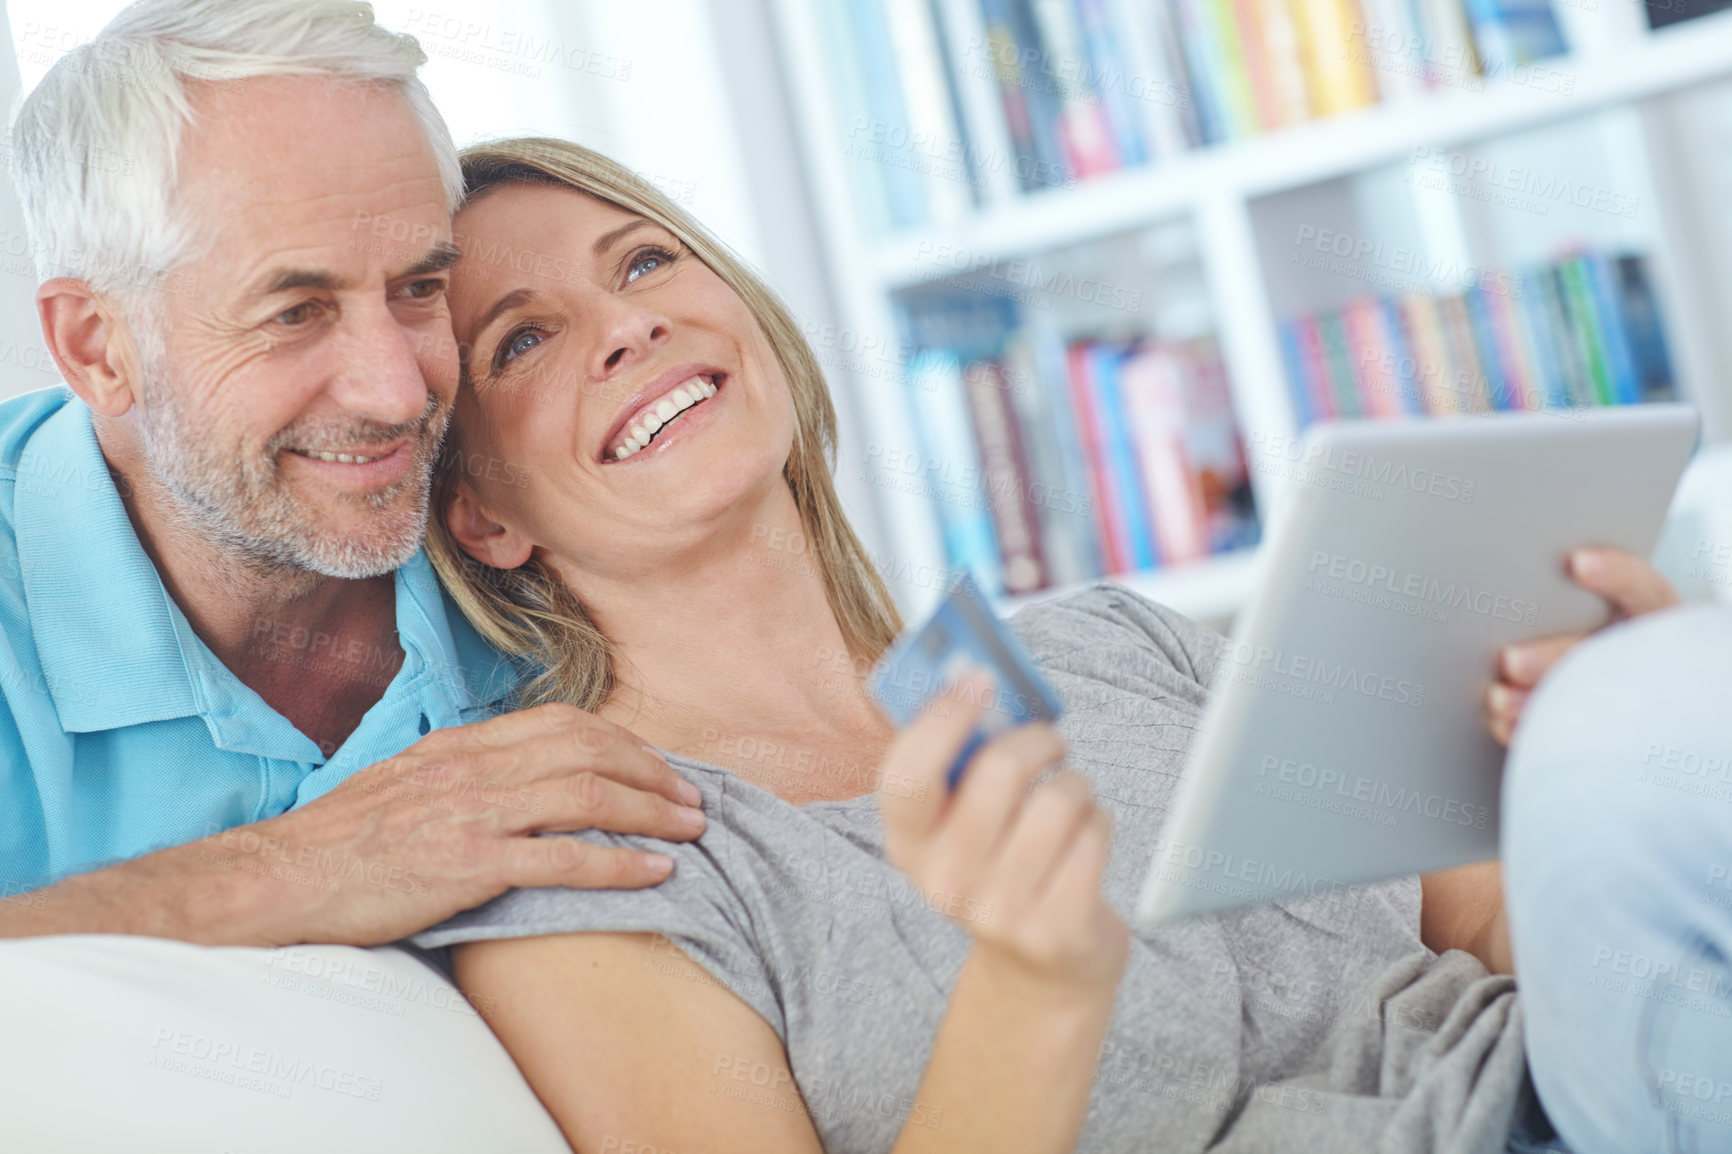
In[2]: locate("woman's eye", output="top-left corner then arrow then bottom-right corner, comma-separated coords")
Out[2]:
625,246 -> 676,284
497,328 -> 543,368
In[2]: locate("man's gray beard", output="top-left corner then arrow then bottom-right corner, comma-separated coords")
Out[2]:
134,361 -> 449,580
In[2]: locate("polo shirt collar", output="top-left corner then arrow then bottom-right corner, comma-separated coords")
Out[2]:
14,397 -> 520,748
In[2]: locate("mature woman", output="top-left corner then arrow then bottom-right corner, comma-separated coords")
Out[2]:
411,137 -> 1534,1154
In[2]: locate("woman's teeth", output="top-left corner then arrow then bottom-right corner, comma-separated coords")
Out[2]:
612,376 -> 719,461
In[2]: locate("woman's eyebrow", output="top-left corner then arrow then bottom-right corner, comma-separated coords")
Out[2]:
472,288 -> 537,342
592,218 -> 653,256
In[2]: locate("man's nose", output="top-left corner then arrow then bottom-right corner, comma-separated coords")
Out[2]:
324,303 -> 433,428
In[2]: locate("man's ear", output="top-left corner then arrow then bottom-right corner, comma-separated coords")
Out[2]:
444,482 -> 535,570
37,278 -> 138,417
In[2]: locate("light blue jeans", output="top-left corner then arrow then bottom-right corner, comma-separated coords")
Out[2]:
1502,604 -> 1732,1154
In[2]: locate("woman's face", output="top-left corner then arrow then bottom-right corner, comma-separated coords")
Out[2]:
444,182 -> 797,580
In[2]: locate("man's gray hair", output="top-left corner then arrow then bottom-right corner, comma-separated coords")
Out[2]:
7,0 -> 463,295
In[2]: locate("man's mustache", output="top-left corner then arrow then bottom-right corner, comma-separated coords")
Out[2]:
262,392 -> 444,458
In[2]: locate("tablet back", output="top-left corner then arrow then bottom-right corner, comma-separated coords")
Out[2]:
1135,405 -> 1699,926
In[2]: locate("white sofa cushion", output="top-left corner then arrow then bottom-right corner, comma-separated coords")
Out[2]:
0,935 -> 568,1153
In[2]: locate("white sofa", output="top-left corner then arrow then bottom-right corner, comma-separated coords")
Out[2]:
0,935 -> 569,1153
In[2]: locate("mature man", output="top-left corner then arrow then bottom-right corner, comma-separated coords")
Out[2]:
0,0 -> 704,950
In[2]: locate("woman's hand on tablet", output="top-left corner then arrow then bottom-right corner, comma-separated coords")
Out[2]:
878,674 -> 1130,995
1485,547 -> 1679,746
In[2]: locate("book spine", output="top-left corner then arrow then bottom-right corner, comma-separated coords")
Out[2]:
1171,0 -> 1234,143
1379,298 -> 1427,413
1206,0 -> 1266,135
976,0 -> 1046,192
1357,0 -> 1424,101
1028,0 -> 1122,176
1090,343 -> 1160,569
1343,297 -> 1403,415
845,0 -> 931,227
1121,346 -> 1211,563
1065,341 -> 1127,573
1226,0 -> 1287,129
1415,0 -> 1481,87
820,0 -> 893,231
1004,330 -> 1102,583
1007,0 -> 1077,186
1461,286 -> 1515,409
1289,0 -> 1380,115
1180,339 -> 1261,554
1514,265 -> 1569,409
1292,314 -> 1339,419
1537,265 -> 1595,407
884,0 -> 976,223
1256,0 -> 1316,123
1459,0 -> 1566,74
1278,318 -> 1316,427
1581,251 -> 1641,405
1107,0 -> 1196,156
907,351 -> 1005,592
1398,294 -> 1459,413
1557,257 -> 1616,406
1484,282 -> 1541,410
1611,254 -> 1677,402
1437,294 -> 1493,411
1316,311 -> 1365,417
963,361 -> 1049,592
1075,0 -> 1150,165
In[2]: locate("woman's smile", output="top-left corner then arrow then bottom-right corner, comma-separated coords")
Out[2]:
601,364 -> 724,463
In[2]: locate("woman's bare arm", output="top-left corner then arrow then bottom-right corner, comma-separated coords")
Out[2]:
1419,862 -> 1511,974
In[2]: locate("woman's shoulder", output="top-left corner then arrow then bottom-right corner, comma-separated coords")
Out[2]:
1009,581 -> 1228,694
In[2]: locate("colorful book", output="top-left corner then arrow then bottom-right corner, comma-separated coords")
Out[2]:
1121,345 -> 1210,564
1065,341 -> 1127,573
1556,258 -> 1616,406
907,350 -> 1004,592
1581,252 -> 1641,405
1460,0 -> 1567,74
1206,0 -> 1265,135
885,0 -> 975,222
1087,342 -> 1159,569
1005,329 -> 1103,584
843,0 -> 930,227
1075,0 -> 1149,166
1028,0 -> 1121,176
1315,311 -> 1365,416
1611,255 -> 1676,402
1290,0 -> 1380,115
963,360 -> 1048,592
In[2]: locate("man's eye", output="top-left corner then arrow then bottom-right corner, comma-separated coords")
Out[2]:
496,328 -> 543,368
274,301 -> 320,326
625,246 -> 676,284
401,278 -> 446,301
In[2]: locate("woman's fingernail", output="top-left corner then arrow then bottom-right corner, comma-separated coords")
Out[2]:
645,853 -> 675,875
1499,646 -> 1532,683
1568,549 -> 1602,583
678,780 -> 702,807
678,805 -> 707,832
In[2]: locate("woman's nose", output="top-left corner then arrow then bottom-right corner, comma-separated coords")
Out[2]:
589,294 -> 672,380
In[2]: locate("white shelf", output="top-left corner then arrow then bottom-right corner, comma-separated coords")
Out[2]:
873,11 -> 1732,291
999,548 -> 1262,628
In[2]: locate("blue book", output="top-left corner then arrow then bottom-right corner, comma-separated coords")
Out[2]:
1581,253 -> 1641,405
1075,0 -> 1148,167
1460,0 -> 1567,73
845,0 -> 929,227
1462,287 -> 1516,410
1379,299 -> 1427,415
1003,0 -> 1074,186
1087,343 -> 1159,570
1515,268 -> 1571,409
1612,255 -> 1676,403
1277,318 -> 1314,428
906,350 -> 1005,593
1169,0 -> 1228,146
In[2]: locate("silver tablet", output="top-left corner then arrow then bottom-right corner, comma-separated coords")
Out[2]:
1135,405 -> 1700,926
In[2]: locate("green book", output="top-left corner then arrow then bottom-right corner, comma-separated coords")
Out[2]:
1556,258 -> 1615,406
1316,311 -> 1364,418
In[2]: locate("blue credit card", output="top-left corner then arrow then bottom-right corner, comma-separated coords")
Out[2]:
866,575 -> 1064,790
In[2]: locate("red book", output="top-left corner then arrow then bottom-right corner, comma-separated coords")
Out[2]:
1291,316 -> 1337,420
1065,341 -> 1127,574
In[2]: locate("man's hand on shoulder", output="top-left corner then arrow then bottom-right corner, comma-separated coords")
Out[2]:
0,703 -> 705,947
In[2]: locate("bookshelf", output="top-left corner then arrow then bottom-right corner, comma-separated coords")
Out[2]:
767,0 -> 1732,625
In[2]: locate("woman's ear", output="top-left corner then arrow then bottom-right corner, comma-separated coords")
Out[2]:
445,483 -> 535,569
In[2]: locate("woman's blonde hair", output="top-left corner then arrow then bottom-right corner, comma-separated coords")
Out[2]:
426,137 -> 902,712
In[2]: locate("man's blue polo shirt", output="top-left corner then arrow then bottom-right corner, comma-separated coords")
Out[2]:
0,387 -> 521,897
